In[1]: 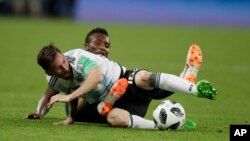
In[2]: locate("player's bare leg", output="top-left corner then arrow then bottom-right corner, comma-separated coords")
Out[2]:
97,78 -> 128,116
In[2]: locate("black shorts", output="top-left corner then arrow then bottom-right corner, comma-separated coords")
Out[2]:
69,69 -> 173,123
66,102 -> 107,123
114,69 -> 174,117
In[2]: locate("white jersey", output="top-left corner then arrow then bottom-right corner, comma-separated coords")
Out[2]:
46,49 -> 126,104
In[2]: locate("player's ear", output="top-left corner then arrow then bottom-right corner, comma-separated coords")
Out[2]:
83,42 -> 88,49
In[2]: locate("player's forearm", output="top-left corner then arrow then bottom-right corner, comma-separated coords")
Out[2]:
69,68 -> 102,100
69,79 -> 101,100
67,99 -> 78,119
36,88 -> 58,117
36,96 -> 50,117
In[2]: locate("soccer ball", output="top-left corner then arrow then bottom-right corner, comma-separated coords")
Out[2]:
153,100 -> 186,130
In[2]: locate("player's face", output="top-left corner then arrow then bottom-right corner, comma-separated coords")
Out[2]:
47,52 -> 72,80
84,33 -> 110,57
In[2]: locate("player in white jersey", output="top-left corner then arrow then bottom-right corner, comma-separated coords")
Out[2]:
47,48 -> 125,104
26,27 -> 115,122
26,27 -> 174,125
37,43 -> 218,126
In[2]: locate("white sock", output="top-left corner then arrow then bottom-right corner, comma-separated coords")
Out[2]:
128,115 -> 157,129
155,73 -> 198,95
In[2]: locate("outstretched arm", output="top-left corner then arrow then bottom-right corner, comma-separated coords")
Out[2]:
25,88 -> 58,119
48,67 -> 102,106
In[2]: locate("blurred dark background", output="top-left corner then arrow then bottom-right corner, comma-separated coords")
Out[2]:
0,0 -> 249,27
0,0 -> 75,17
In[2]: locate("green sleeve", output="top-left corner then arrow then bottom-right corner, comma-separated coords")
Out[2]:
77,56 -> 98,73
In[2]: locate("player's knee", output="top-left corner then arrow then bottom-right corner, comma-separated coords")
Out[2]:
107,108 -> 130,127
136,70 -> 150,81
135,70 -> 153,89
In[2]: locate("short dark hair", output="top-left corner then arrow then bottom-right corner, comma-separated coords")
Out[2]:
37,43 -> 61,70
85,27 -> 109,43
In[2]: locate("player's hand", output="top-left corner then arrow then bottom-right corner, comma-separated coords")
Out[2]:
48,94 -> 71,108
25,113 -> 41,119
53,117 -> 73,125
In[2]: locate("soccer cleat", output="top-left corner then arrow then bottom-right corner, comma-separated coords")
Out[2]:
183,119 -> 197,130
97,102 -> 113,116
97,78 -> 128,116
180,44 -> 202,83
196,80 -> 218,100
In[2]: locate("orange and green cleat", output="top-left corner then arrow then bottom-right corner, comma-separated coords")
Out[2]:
196,80 -> 218,100
97,78 -> 128,116
180,44 -> 202,83
184,119 -> 197,130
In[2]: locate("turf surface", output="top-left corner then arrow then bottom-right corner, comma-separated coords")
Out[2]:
0,17 -> 249,141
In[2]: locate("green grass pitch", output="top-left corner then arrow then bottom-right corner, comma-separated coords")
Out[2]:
0,17 -> 249,141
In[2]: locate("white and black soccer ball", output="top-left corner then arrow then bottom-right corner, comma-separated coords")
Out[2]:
153,100 -> 186,130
